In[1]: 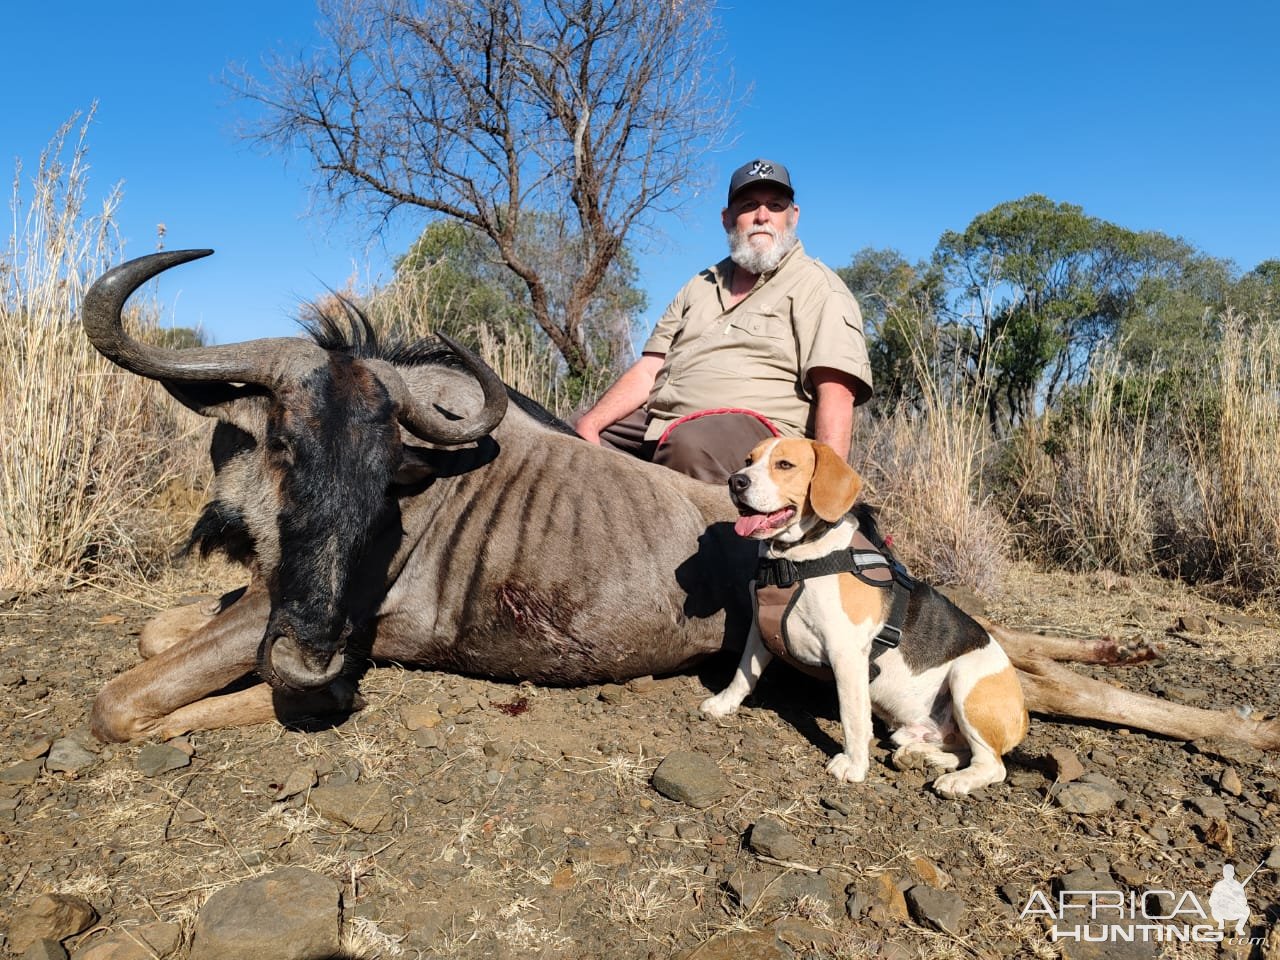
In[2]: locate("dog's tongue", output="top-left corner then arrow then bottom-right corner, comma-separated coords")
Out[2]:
734,509 -> 791,538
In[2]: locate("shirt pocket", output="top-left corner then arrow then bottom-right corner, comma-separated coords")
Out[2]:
728,301 -> 792,341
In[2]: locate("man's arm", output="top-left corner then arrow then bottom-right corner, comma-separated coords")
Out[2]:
811,366 -> 858,460
574,352 -> 667,444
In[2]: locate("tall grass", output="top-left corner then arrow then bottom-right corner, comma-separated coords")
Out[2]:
861,339 -> 1010,594
1176,315 -> 1280,603
1004,352 -> 1156,574
0,114 -> 206,591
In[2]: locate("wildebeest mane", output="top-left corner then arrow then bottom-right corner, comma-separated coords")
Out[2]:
299,299 -> 577,437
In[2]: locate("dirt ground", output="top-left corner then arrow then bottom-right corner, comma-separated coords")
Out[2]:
0,563 -> 1278,959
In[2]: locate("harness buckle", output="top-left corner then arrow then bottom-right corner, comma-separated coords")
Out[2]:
772,559 -> 799,588
875,622 -> 902,648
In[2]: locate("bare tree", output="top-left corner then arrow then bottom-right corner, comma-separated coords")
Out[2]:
238,0 -> 732,378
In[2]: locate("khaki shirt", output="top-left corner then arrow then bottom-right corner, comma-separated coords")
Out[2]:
640,242 -> 872,441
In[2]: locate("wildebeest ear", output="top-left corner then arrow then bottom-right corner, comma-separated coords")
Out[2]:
393,449 -> 436,486
162,381 -> 270,435
808,442 -> 862,522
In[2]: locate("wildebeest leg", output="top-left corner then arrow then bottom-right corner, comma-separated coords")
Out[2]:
138,587 -> 247,659
92,588 -> 267,742
979,620 -> 1280,750
979,620 -> 1159,666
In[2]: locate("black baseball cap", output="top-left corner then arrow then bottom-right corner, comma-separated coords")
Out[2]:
727,159 -> 794,204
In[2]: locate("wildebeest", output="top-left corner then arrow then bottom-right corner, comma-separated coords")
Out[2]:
84,250 -> 1280,751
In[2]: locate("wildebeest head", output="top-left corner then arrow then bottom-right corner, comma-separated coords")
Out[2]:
82,249 -> 509,691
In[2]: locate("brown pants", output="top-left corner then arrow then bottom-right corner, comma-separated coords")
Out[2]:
579,409 -> 777,485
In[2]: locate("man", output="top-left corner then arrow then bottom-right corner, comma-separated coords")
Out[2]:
575,158 -> 872,482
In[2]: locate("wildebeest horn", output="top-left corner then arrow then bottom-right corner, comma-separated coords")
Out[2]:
82,249 -> 321,386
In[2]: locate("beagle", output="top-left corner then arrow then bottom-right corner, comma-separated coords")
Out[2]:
700,438 -> 1028,797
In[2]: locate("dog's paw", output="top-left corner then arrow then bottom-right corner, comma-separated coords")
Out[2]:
891,742 -> 961,773
932,764 -> 1005,799
698,694 -> 740,719
825,752 -> 868,783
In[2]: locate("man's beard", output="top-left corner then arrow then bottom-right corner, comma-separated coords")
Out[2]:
727,218 -> 799,275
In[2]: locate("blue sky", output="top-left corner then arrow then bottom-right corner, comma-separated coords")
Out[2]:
4,2 -> 1277,345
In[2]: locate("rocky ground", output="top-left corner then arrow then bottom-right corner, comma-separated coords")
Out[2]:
0,565 -> 1278,960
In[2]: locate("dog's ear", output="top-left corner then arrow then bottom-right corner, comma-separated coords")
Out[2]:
808,443 -> 862,522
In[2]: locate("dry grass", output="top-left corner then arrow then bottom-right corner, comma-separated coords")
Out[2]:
1006,351 -> 1156,573
0,112 -> 208,592
861,342 -> 1010,594
1179,314 -> 1280,603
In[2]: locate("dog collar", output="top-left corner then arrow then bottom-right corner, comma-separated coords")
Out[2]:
755,548 -> 890,589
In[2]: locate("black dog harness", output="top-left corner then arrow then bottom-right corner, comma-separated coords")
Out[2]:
753,528 -> 915,671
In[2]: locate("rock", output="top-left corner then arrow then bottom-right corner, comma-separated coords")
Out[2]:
8,894 -> 98,953
909,856 -> 951,889
1046,747 -> 1085,783
674,930 -> 793,960
598,684 -> 628,705
625,675 -> 656,695
1053,783 -> 1116,815
1175,613 -> 1212,634
1192,738 -> 1264,765
1189,795 -> 1228,820
307,783 -> 396,833
748,817 -> 808,862
45,739 -> 96,776
272,765 -> 318,801
1260,923 -> 1280,960
400,703 -> 441,730
860,871 -> 910,923
135,744 -> 190,777
75,922 -> 182,960
188,868 -> 341,960
904,884 -> 966,933
726,868 -> 833,912
1053,868 -> 1112,896
18,736 -> 53,762
0,759 -> 44,785
1218,767 -> 1244,797
651,752 -> 728,809
20,941 -> 68,960
1266,845 -> 1280,870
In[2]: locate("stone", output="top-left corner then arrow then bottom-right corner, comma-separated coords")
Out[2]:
861,871 -> 910,923
45,739 -> 96,776
1046,747 -> 1085,783
674,930 -> 792,960
20,941 -> 68,960
1189,795 -> 1229,820
18,736 -> 53,762
400,703 -> 441,730
1192,738 -> 1263,765
650,752 -> 728,809
307,783 -> 396,833
135,743 -> 190,777
1218,767 -> 1244,797
1054,783 -> 1116,815
748,816 -> 808,862
0,759 -> 44,785
904,884 -> 966,934
8,894 -> 98,953
1175,613 -> 1212,634
187,868 -> 341,960
726,868 -> 833,912
909,856 -> 951,889
272,765 -> 318,801
74,921 -> 182,960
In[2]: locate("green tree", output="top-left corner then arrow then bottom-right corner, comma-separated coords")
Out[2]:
934,195 -> 1193,432
837,247 -> 943,416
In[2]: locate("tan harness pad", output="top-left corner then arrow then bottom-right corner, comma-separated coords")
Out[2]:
754,582 -> 834,682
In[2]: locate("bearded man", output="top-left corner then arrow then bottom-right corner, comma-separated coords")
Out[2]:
574,159 -> 872,482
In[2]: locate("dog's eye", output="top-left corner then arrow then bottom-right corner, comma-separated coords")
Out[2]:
776,460 -> 794,470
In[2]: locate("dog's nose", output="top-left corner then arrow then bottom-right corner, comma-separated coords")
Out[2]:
728,472 -> 750,494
